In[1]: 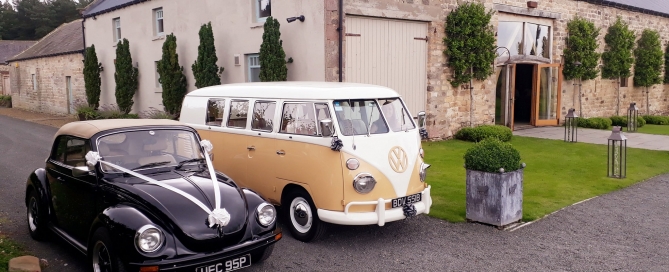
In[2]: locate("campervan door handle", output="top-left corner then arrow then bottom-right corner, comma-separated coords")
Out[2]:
247,146 -> 255,150
276,150 -> 285,155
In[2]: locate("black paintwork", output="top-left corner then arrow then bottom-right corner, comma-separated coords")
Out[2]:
25,124 -> 280,270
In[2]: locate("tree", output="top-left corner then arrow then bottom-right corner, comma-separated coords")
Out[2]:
664,42 -> 669,84
563,16 -> 601,116
192,22 -> 223,89
158,33 -> 188,116
259,16 -> 287,82
443,2 -> 496,127
83,45 -> 102,108
2,0 -> 82,40
601,16 -> 635,115
114,38 -> 139,114
633,29 -> 664,114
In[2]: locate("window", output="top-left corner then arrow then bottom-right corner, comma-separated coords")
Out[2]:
378,98 -> 415,132
497,21 -> 551,59
31,74 -> 36,90
154,8 -> 164,36
251,101 -> 277,131
255,0 -> 271,22
227,100 -> 249,128
52,136 -> 90,168
333,100 -> 388,136
113,18 -> 121,43
280,103 -> 317,136
247,54 -> 260,82
620,77 -> 628,87
315,103 -> 331,135
206,99 -> 226,126
155,61 -> 161,88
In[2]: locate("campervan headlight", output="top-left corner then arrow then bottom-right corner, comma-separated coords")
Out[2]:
353,173 -> 376,194
419,163 -> 431,182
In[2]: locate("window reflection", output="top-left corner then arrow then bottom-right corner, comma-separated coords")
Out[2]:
251,101 -> 276,131
497,22 -> 524,56
280,103 -> 317,136
497,21 -> 550,59
525,23 -> 550,58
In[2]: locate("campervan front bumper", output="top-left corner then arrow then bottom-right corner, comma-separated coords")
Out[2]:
317,186 -> 432,226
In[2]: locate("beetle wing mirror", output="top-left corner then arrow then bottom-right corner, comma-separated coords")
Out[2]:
319,119 -> 335,137
72,166 -> 93,177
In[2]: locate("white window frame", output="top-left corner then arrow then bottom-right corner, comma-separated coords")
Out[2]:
247,54 -> 260,82
32,74 -> 37,90
113,18 -> 121,43
255,0 -> 271,22
154,8 -> 164,36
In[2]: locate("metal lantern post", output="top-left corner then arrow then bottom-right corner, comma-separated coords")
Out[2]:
564,108 -> 578,142
627,102 -> 639,132
607,126 -> 627,179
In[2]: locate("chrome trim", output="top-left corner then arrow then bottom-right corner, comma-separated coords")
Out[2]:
352,173 -> 376,194
134,224 -> 164,253
419,163 -> 431,182
256,202 -> 277,227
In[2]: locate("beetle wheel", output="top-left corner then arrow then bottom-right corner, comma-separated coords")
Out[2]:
26,190 -> 48,240
90,228 -> 126,272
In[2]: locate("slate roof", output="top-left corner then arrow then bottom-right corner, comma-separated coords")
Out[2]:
0,40 -> 37,64
7,19 -> 84,63
578,0 -> 669,18
82,0 -> 149,18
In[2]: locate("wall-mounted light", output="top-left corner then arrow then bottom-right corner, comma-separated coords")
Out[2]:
287,15 -> 305,23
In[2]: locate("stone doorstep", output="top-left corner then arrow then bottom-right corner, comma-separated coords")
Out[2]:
8,255 -> 40,272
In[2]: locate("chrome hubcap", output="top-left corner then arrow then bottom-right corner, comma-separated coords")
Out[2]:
289,197 -> 312,234
92,241 -> 112,272
28,197 -> 38,232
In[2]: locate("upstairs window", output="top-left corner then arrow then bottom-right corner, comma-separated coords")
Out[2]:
113,18 -> 121,43
206,99 -> 226,126
256,0 -> 271,22
154,8 -> 164,36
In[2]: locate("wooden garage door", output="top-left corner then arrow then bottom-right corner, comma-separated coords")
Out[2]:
345,16 -> 428,116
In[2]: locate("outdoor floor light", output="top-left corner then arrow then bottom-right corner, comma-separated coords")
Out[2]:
607,126 -> 627,179
564,108 -> 578,143
627,102 -> 639,132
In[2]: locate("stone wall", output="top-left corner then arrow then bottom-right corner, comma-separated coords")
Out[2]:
0,65 -> 9,95
9,54 -> 86,116
339,0 -> 669,140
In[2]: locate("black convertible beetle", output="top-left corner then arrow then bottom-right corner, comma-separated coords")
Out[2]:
25,119 -> 281,272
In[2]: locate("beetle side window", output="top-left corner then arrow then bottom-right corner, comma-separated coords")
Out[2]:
280,103 -> 317,136
206,99 -> 226,126
51,136 -> 68,163
227,100 -> 249,128
251,101 -> 277,131
52,136 -> 90,167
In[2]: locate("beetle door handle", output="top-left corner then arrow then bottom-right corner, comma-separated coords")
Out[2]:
56,176 -> 64,181
276,150 -> 285,155
247,146 -> 255,150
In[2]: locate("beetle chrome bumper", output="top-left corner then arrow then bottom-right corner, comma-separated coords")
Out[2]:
317,186 -> 432,226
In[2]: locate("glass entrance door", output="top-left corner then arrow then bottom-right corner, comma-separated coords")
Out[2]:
495,64 -> 516,130
533,63 -> 562,126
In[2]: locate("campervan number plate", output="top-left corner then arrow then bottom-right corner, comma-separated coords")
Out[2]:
391,193 -> 422,208
195,254 -> 251,272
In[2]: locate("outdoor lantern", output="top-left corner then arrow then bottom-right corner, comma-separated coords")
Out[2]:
607,126 -> 627,179
627,102 -> 639,132
564,108 -> 578,143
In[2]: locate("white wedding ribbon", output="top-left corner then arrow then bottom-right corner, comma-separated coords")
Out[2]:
85,140 -> 230,228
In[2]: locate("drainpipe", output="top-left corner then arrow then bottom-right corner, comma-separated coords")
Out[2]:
338,0 -> 343,82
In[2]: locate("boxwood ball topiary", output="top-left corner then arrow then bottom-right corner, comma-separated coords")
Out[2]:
464,138 -> 522,173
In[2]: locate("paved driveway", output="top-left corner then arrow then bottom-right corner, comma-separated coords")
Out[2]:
1,115 -> 669,271
514,126 -> 669,151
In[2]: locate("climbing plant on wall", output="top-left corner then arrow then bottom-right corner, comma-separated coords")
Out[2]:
633,29 -> 664,114
664,42 -> 669,84
563,16 -> 601,81
601,16 -> 635,115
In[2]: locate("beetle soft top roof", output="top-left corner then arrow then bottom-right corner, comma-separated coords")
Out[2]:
185,81 -> 401,100
55,119 -> 189,139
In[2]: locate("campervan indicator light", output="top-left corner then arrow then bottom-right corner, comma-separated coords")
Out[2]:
346,158 -> 360,170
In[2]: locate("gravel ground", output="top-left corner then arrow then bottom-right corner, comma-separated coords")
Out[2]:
0,108 -> 76,128
1,113 -> 669,271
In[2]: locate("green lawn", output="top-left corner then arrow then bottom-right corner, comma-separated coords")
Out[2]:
637,124 -> 669,136
0,235 -> 25,272
423,136 -> 669,223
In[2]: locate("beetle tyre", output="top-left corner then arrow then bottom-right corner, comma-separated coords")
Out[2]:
90,228 -> 127,272
283,189 -> 327,242
27,190 -> 48,241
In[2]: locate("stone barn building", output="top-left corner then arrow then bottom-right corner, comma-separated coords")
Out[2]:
0,40 -> 37,96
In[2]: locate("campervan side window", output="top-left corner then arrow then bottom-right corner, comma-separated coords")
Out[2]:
280,103 -> 317,136
206,99 -> 226,126
315,103 -> 331,135
251,101 -> 276,131
227,100 -> 249,128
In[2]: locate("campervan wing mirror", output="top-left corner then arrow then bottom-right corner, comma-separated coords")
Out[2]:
417,111 -> 426,129
319,119 -> 334,137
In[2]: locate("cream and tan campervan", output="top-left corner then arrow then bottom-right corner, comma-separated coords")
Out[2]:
179,82 -> 431,242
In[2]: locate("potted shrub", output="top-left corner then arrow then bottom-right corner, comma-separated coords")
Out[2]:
464,138 -> 525,228
0,95 -> 12,108
73,99 -> 98,120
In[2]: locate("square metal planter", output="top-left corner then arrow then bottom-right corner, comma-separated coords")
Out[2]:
466,168 -> 523,227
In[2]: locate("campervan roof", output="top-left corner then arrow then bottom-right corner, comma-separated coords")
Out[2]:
185,81 -> 402,100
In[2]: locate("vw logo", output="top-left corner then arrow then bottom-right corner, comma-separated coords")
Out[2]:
388,146 -> 408,173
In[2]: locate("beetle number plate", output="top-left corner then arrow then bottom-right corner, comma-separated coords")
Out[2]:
195,254 -> 251,272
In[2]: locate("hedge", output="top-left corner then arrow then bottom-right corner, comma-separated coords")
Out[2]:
455,125 -> 513,142
609,116 -> 646,128
576,117 -> 612,130
464,138 -> 522,173
642,115 -> 669,125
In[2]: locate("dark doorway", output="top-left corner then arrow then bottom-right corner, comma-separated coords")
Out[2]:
514,64 -> 534,125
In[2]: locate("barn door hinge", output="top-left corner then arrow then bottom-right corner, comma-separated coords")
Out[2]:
345,33 -> 361,37
414,36 -> 428,42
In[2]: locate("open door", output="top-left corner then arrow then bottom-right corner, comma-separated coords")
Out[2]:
508,64 -> 516,130
532,63 -> 562,126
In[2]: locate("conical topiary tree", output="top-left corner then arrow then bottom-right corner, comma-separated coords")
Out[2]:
158,33 -> 188,116
192,22 -> 223,89
259,16 -> 287,81
601,16 -> 635,115
114,38 -> 139,114
633,29 -> 664,115
83,44 -> 102,109
664,42 -> 669,84
563,16 -> 601,116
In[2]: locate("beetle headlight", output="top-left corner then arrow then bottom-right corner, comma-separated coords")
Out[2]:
353,173 -> 376,194
256,203 -> 276,227
419,163 -> 431,182
135,225 -> 164,253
